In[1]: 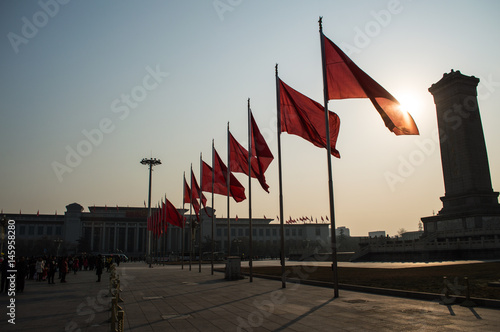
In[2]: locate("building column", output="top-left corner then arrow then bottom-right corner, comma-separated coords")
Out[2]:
113,222 -> 117,252
99,225 -> 104,252
134,224 -> 139,254
90,222 -> 94,251
124,226 -> 128,253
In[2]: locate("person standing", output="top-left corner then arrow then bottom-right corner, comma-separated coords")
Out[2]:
35,257 -> 44,281
47,257 -> 57,284
73,257 -> 79,275
16,257 -> 27,293
95,255 -> 103,282
60,257 -> 68,283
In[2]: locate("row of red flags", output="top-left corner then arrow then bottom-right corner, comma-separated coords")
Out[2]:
285,215 -> 330,224
180,111 -> 274,225
147,197 -> 184,236
148,23 -> 418,235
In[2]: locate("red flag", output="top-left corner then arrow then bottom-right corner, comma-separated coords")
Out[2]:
228,115 -> 274,193
183,177 -> 191,205
279,79 -> 340,158
213,149 -> 246,202
250,112 -> 274,189
153,204 -> 158,235
165,198 -> 184,228
37,210 -> 39,216
191,170 -> 207,208
163,197 -> 168,232
235,215 -> 238,222
322,34 -> 418,135
202,161 -> 225,196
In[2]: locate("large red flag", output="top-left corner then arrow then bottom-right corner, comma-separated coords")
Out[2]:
229,114 -> 274,193
322,34 -> 418,135
165,198 -> 184,228
214,149 -> 246,202
201,160 -> 227,196
279,78 -> 340,158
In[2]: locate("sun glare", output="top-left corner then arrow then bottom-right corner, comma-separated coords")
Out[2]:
397,92 -> 422,117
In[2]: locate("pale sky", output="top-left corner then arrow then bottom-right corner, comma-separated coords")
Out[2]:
1,0 -> 499,236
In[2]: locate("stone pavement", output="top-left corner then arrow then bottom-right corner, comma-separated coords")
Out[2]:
120,262 -> 499,331
1,261 -> 499,331
0,266 -> 112,332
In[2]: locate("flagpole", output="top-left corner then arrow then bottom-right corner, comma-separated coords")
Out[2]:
189,163 -> 194,271
211,139 -> 215,275
182,172 -> 185,270
319,16 -> 339,298
163,200 -> 167,266
163,198 -> 166,266
199,153 -> 203,273
247,98 -> 253,282
275,64 -> 286,289
227,122 -> 231,257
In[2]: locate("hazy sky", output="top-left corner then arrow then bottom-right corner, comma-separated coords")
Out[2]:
1,0 -> 499,236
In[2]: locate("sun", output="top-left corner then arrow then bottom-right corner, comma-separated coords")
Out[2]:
397,92 -> 422,117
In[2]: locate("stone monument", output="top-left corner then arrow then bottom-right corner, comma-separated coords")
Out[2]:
422,70 -> 500,244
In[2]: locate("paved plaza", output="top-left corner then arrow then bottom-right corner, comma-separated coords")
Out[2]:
1,261 -> 499,331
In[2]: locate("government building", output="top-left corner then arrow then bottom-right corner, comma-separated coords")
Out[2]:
2,203 -> 330,259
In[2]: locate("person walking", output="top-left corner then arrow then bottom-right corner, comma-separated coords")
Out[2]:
95,255 -> 103,282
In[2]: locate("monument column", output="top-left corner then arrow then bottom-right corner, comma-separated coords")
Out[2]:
428,70 -> 499,215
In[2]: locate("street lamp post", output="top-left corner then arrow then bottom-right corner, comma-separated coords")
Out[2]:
141,157 -> 162,268
54,238 -> 63,257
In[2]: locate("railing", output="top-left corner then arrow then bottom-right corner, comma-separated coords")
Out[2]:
107,263 -> 125,332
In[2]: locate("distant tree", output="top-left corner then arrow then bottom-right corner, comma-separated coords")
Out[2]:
397,228 -> 407,236
418,221 -> 423,231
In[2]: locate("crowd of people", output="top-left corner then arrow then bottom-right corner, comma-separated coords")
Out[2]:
0,254 -> 124,294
